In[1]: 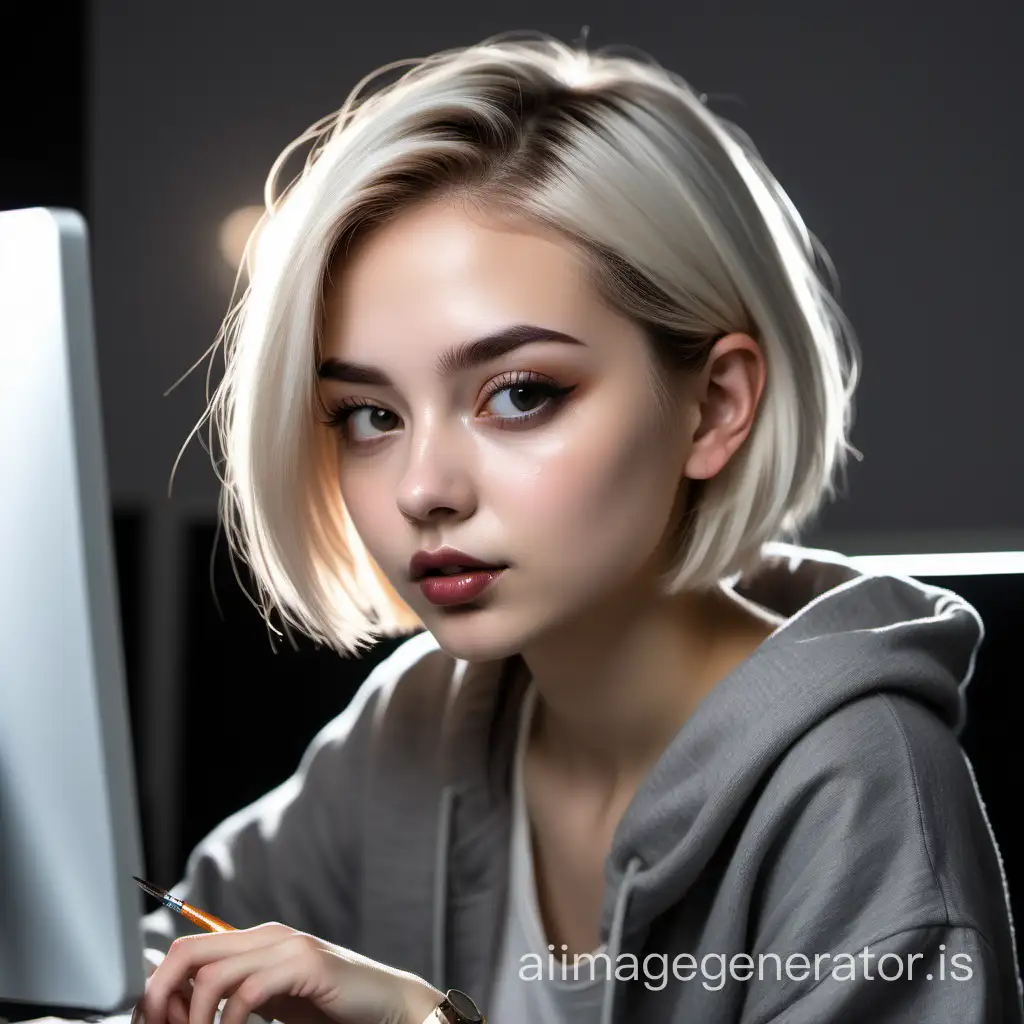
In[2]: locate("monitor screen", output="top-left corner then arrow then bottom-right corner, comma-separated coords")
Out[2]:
0,207 -> 147,1018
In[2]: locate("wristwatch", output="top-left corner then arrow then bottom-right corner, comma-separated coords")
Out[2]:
426,988 -> 486,1023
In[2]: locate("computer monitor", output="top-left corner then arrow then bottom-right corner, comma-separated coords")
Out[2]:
0,207 -> 147,1019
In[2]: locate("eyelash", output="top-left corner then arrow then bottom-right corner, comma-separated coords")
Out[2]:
322,370 -> 575,445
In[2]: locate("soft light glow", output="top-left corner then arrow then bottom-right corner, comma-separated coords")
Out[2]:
849,552 -> 1024,577
217,205 -> 264,270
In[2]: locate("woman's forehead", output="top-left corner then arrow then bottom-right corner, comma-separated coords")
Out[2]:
320,206 -> 616,365
333,203 -> 587,298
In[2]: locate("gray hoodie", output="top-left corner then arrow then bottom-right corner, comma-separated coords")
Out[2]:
141,543 -> 1023,1022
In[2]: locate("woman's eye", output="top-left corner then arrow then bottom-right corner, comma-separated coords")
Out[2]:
338,405 -> 400,441
484,380 -> 567,421
325,375 -> 572,444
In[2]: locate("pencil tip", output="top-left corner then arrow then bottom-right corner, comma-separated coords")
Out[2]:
132,875 -> 168,900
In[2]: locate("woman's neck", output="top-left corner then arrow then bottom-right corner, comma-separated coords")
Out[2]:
519,582 -> 782,786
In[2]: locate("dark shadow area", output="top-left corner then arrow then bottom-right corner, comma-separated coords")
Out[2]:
0,1 -> 86,218
176,520 -> 418,875
923,572 -> 1023,945
111,506 -> 149,864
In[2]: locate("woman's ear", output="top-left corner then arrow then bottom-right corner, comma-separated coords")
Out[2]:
683,333 -> 766,481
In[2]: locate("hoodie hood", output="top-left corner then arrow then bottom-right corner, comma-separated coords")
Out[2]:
598,541 -> 984,945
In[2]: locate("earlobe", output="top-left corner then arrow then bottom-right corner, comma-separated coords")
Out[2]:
683,441 -> 727,482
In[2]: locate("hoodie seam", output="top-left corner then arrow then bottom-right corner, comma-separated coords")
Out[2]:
879,694 -> 952,927
745,923 -> 994,1024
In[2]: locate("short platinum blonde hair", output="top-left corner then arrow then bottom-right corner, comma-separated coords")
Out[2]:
194,33 -> 861,656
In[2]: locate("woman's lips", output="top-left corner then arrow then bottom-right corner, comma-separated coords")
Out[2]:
417,567 -> 506,606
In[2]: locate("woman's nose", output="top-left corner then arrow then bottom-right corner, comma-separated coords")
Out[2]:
394,424 -> 477,524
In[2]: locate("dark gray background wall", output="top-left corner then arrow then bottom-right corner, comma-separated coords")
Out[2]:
90,1 -> 1023,545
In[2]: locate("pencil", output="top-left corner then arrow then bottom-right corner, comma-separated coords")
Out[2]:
133,875 -> 236,934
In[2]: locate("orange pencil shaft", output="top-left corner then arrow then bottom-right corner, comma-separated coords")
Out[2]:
178,901 -> 237,933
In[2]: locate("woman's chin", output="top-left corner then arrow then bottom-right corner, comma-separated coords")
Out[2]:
421,606 -> 524,664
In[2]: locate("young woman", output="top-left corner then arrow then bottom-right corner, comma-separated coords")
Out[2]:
136,34 -> 1021,1024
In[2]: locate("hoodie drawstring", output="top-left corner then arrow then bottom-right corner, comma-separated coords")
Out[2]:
435,781 -> 640,1023
600,855 -> 643,1024
432,784 -> 456,989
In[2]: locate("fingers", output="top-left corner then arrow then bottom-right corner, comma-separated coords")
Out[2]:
167,991 -> 191,1024
187,945 -> 290,1024
144,925 -> 291,1024
216,950 -> 316,1024
142,924 -> 420,1024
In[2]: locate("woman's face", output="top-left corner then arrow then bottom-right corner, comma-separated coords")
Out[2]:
319,199 -> 702,662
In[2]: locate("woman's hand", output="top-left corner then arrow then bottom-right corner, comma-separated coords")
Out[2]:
134,923 -> 444,1024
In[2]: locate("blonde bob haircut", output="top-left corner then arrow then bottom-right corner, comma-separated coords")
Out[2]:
194,33 -> 861,656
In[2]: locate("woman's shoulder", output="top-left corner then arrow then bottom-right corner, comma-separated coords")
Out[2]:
345,630 -> 517,758
757,691 -> 1007,936
775,690 -> 976,810
290,630 -> 454,769
360,629 -> 451,704
327,630 -> 455,744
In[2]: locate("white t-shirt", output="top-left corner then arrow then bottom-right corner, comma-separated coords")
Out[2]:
488,685 -> 609,1024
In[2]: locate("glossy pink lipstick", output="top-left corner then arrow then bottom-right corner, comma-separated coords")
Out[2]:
419,568 -> 505,605
410,547 -> 508,607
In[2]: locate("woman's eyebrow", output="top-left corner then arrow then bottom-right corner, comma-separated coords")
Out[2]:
317,323 -> 584,386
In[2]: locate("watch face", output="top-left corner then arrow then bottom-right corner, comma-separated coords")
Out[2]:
445,989 -> 484,1022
